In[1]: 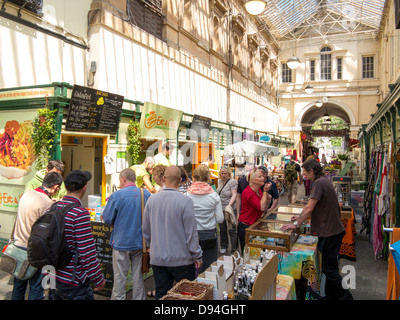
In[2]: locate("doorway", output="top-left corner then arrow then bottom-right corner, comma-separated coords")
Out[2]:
60,134 -> 106,208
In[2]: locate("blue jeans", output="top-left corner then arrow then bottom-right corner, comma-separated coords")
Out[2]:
12,269 -> 44,300
152,264 -> 196,300
49,280 -> 94,300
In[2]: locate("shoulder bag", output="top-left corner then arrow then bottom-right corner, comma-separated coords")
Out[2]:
140,188 -> 150,273
0,220 -> 38,280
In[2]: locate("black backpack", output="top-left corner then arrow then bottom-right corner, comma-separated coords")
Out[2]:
27,202 -> 78,270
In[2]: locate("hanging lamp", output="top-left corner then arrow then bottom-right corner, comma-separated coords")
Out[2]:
305,84 -> 314,94
316,99 -> 323,107
244,0 -> 267,15
287,56 -> 301,70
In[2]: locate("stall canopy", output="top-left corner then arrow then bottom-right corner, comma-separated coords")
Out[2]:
223,140 -> 280,157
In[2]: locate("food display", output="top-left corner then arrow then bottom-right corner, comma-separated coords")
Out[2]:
0,120 -> 35,179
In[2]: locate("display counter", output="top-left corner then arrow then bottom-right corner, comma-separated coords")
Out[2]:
245,219 -> 299,252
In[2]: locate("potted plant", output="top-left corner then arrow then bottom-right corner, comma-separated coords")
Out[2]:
337,152 -> 349,168
30,108 -> 58,170
126,120 -> 142,165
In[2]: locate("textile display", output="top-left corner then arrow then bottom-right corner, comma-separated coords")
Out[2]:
386,228 -> 400,300
276,274 -> 296,300
339,209 -> 356,261
362,146 -> 391,260
277,237 -> 320,300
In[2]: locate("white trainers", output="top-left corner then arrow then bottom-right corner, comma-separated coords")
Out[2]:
220,248 -> 226,254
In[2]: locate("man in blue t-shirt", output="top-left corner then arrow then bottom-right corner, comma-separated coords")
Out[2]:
236,166 -> 279,215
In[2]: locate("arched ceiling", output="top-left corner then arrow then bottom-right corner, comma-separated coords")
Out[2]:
256,0 -> 387,42
300,103 -> 350,127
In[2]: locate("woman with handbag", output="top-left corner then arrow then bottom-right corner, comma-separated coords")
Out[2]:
217,167 -> 238,254
187,165 -> 224,274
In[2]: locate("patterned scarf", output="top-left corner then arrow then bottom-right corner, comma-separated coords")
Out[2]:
187,181 -> 214,195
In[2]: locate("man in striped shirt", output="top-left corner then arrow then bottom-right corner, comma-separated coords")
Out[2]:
48,170 -> 105,300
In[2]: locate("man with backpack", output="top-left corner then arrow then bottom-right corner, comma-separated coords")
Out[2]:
46,170 -> 105,300
284,155 -> 302,204
12,171 -> 63,300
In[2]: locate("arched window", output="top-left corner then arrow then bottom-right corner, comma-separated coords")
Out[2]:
213,16 -> 220,52
320,46 -> 332,80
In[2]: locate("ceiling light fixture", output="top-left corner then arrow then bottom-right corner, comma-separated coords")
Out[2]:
244,0 -> 267,15
287,55 -> 301,70
316,99 -> 323,107
305,84 -> 314,94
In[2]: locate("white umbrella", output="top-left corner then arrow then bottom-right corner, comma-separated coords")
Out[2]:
223,140 -> 280,157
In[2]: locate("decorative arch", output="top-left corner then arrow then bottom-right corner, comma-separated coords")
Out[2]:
296,99 -> 357,127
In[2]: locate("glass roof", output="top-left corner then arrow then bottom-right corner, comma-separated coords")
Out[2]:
257,0 -> 387,42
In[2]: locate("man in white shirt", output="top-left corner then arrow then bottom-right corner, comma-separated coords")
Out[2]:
153,142 -> 173,166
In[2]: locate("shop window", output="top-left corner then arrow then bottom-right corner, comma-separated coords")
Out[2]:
362,56 -> 374,79
128,0 -> 163,40
282,63 -> 292,83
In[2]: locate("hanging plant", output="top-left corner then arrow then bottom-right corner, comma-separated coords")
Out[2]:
30,108 -> 58,170
126,120 -> 142,165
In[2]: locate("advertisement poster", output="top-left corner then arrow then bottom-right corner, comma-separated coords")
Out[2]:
140,102 -> 183,140
0,110 -> 37,239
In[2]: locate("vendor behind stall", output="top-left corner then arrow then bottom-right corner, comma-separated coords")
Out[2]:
281,159 -> 353,300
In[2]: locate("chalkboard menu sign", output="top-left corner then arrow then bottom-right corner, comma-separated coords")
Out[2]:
66,85 -> 124,134
189,114 -> 211,142
91,222 -> 114,297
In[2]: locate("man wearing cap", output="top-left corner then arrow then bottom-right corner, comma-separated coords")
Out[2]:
48,170 -> 105,300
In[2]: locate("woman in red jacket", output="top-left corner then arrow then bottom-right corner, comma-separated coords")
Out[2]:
237,170 -> 272,254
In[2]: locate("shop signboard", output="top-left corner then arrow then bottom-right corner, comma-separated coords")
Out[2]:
140,102 -> 183,140
65,85 -> 124,134
260,135 -> 271,142
189,114 -> 211,142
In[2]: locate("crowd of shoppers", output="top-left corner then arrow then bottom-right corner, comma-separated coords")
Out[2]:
9,146 -> 350,301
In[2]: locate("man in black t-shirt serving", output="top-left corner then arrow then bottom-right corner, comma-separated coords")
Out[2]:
281,159 -> 353,300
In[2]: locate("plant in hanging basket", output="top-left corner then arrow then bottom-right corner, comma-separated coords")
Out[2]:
126,120 -> 142,165
30,108 -> 58,170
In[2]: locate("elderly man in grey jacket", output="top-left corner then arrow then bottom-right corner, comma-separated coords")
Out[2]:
142,165 -> 203,300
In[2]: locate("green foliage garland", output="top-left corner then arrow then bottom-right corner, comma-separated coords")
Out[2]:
127,120 -> 142,165
30,108 -> 58,170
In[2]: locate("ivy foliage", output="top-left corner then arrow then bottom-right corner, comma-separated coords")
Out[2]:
127,120 -> 142,165
30,108 -> 58,170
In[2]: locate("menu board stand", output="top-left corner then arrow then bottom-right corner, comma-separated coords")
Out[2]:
91,222 -> 114,297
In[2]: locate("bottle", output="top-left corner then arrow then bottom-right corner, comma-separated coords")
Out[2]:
95,205 -> 102,222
